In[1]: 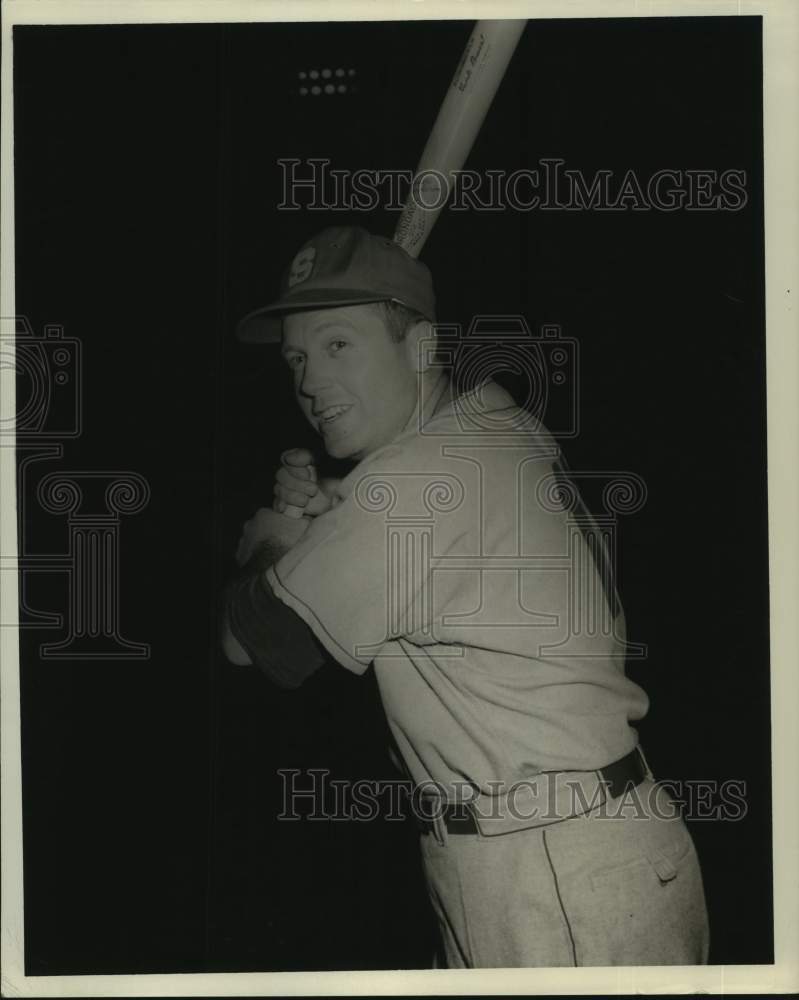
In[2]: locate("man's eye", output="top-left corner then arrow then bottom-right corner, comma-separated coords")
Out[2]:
329,340 -> 348,353
285,355 -> 304,369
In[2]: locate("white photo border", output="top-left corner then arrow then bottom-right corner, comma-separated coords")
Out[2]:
1,0 -> 796,995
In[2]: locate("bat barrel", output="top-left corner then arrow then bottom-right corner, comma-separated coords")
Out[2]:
394,19 -> 527,257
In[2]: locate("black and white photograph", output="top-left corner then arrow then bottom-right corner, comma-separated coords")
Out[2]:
1,0 -> 796,995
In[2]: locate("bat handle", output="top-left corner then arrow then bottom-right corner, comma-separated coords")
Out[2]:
282,464 -> 316,520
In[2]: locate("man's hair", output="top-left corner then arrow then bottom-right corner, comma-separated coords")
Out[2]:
369,300 -> 430,343
369,300 -> 454,373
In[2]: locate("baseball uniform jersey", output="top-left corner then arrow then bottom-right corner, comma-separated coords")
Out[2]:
266,379 -> 650,800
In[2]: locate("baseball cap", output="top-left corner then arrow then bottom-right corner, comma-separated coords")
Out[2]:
236,225 -> 436,343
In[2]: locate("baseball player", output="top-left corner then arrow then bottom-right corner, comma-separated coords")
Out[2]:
222,225 -> 710,968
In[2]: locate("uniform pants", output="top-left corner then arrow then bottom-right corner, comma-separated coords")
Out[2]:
420,779 -> 710,968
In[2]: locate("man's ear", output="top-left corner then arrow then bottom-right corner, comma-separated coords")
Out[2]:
404,319 -> 436,373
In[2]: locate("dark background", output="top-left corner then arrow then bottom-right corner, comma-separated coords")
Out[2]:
13,17 -> 771,974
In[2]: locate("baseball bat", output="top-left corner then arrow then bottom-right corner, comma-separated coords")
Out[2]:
393,18 -> 527,257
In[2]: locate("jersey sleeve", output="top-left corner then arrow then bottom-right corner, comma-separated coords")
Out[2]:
265,443 -> 469,673
224,569 -> 327,688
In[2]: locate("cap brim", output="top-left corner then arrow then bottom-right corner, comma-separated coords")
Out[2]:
236,289 -> 396,344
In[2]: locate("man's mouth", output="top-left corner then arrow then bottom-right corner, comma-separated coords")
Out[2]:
316,404 -> 352,427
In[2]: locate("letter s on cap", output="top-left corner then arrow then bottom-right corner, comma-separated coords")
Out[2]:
288,247 -> 316,287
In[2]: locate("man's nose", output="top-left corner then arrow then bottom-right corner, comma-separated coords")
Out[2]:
298,356 -> 333,397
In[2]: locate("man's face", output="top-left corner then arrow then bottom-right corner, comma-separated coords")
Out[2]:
281,304 -> 420,461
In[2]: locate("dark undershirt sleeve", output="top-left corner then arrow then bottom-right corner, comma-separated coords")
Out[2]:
224,568 -> 326,690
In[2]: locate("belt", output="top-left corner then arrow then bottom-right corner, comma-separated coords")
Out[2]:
416,746 -> 649,837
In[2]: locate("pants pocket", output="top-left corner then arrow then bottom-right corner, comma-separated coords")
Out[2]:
589,825 -> 692,891
584,823 -> 709,965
